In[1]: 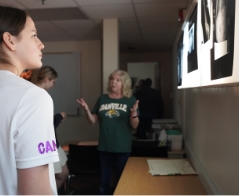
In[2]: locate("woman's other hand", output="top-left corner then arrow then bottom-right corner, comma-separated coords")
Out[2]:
130,100 -> 139,117
59,112 -> 67,122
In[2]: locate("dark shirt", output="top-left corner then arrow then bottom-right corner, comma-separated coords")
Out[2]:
135,86 -> 164,119
54,113 -> 63,148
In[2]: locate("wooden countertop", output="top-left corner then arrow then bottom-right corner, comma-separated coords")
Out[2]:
114,157 -> 206,195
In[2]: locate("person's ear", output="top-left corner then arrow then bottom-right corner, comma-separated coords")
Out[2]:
44,77 -> 51,83
44,77 -> 48,83
2,32 -> 17,51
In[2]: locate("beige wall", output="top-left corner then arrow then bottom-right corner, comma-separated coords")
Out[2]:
120,52 -> 173,118
172,41 -> 239,195
43,40 -> 102,144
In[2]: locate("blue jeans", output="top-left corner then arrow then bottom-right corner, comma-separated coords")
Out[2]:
99,151 -> 130,195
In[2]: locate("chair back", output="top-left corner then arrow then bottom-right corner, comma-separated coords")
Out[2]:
68,144 -> 100,174
131,140 -> 168,157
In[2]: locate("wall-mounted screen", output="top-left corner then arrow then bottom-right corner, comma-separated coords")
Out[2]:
200,0 -> 238,86
201,0 -> 211,44
177,32 -> 184,86
187,5 -> 198,73
178,2 -> 201,89
198,0 -> 213,84
211,0 -> 235,80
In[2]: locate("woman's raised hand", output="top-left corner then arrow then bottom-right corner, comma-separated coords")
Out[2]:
77,98 -> 89,112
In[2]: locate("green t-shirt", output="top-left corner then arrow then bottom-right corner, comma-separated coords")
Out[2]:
92,94 -> 138,153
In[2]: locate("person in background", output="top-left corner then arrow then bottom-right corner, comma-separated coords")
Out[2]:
21,66 -> 69,192
77,70 -> 139,195
135,78 -> 164,139
134,79 -> 145,95
0,6 -> 58,194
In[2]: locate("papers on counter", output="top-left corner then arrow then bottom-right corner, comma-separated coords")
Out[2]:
147,159 -> 197,176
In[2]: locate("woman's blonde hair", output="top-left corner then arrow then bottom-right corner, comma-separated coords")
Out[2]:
107,70 -> 132,98
31,66 -> 58,84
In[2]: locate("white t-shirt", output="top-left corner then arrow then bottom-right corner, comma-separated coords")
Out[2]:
0,70 -> 59,195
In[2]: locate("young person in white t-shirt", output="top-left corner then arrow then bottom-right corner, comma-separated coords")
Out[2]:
0,6 -> 59,195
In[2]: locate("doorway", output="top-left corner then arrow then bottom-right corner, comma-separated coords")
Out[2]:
127,62 -> 161,91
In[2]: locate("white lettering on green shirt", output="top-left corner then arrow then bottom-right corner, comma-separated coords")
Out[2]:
99,103 -> 127,112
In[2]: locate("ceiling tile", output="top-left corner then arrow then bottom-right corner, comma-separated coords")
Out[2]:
141,26 -> 180,35
119,19 -> 139,29
120,42 -> 145,51
0,0 -> 192,52
74,0 -> 131,6
67,29 -> 102,40
81,5 -> 135,19
120,30 -> 142,40
16,0 -> 78,9
92,19 -> 104,29
26,8 -> 88,21
35,21 -> 60,31
119,18 -> 137,23
51,20 -> 97,31
135,2 -> 188,18
0,0 -> 26,9
138,17 -> 180,28
38,31 -> 76,42
144,35 -> 174,43
133,0 -> 188,5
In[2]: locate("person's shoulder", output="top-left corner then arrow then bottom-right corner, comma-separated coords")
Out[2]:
16,75 -> 37,90
19,80 -> 52,104
5,72 -> 34,87
12,76 -> 48,97
98,94 -> 108,100
95,94 -> 108,103
135,88 -> 144,96
30,86 -> 52,102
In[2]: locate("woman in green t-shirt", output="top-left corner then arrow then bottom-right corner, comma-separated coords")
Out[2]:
77,70 -> 139,195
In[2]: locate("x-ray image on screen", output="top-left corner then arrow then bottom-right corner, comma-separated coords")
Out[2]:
188,26 -> 195,53
177,33 -> 184,86
211,0 -> 235,80
187,5 -> 198,73
201,0 -> 211,43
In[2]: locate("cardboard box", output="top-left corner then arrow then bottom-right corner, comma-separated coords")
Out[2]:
170,141 -> 183,150
167,134 -> 183,142
167,132 -> 183,150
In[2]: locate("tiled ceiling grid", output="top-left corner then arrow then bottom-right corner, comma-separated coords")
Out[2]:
0,0 -> 191,52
